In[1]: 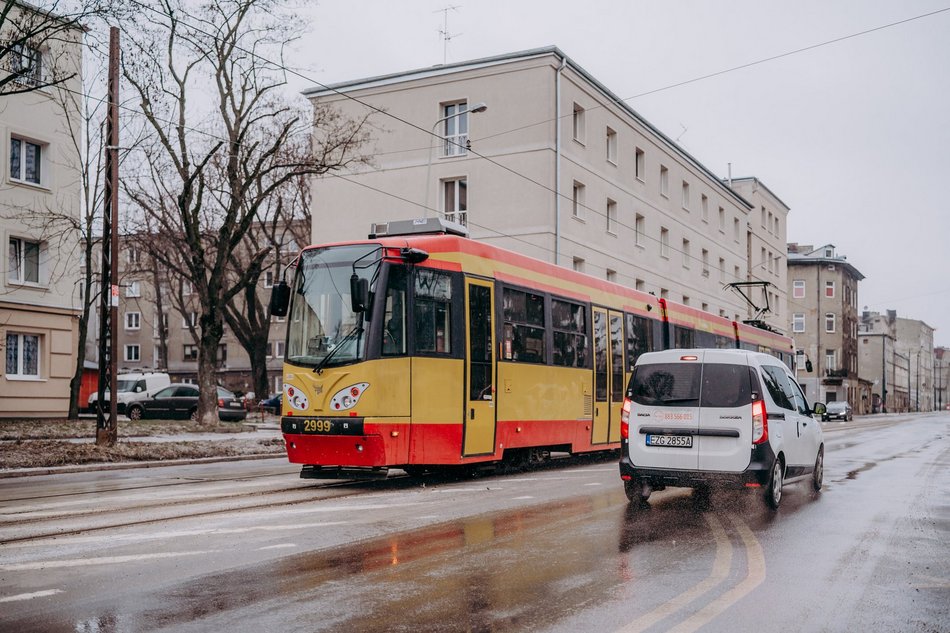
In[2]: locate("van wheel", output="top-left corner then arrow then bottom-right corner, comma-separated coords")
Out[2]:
765,459 -> 784,509
189,408 -> 199,422
812,446 -> 824,492
127,406 -> 143,421
624,478 -> 651,504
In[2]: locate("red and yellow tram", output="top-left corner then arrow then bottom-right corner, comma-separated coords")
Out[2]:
270,219 -> 794,478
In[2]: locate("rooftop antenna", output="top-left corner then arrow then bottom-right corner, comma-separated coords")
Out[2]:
435,5 -> 461,64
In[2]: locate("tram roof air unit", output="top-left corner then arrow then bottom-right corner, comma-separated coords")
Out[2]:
369,217 -> 469,239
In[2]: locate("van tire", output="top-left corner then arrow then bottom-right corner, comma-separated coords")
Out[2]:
189,408 -> 199,422
812,446 -> 824,492
127,405 -> 143,421
765,458 -> 784,509
624,477 -> 651,504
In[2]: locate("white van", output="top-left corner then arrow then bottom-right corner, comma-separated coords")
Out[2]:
87,372 -> 172,417
619,348 -> 826,509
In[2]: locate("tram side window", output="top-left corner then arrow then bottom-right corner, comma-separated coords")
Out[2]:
414,269 -> 453,355
382,266 -> 407,355
625,314 -> 654,370
502,287 -> 546,363
673,326 -> 695,349
552,298 -> 588,368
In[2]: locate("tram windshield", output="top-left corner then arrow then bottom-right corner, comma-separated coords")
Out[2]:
286,244 -> 379,368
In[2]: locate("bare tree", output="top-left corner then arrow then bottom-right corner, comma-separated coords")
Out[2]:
1,0 -> 104,96
119,0 -> 369,423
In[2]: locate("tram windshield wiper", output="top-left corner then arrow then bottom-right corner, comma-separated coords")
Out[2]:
313,321 -> 364,374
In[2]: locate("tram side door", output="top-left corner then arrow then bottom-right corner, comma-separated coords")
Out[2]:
463,278 -> 496,456
592,307 -> 626,445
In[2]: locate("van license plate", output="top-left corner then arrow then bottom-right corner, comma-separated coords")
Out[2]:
646,434 -> 693,448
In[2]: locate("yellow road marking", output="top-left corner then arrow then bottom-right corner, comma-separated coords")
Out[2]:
615,513 -> 732,633
666,515 -> 766,633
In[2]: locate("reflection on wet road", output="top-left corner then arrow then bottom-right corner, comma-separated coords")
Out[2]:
1,414 -> 947,632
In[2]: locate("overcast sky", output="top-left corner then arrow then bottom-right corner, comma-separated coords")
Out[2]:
287,0 -> 950,347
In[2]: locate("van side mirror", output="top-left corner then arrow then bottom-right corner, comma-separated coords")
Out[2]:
805,359 -> 813,373
350,274 -> 369,313
269,280 -> 290,317
812,402 -> 827,416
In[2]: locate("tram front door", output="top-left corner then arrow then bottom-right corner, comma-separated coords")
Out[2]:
463,278 -> 496,456
592,307 -> 626,444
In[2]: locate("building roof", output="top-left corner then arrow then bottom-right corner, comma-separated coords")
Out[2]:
727,176 -> 791,212
304,46 -> 753,211
787,243 -> 865,280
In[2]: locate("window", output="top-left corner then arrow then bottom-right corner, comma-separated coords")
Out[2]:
552,298 -> 587,368
382,265 -> 407,356
572,103 -> 585,143
660,227 -> 669,258
659,165 -> 669,197
442,102 -> 469,156
734,218 -> 741,242
503,287 -> 545,363
635,148 -> 645,180
266,342 -> 273,358
124,344 -> 140,362
718,207 -> 725,231
572,257 -> 584,273
606,127 -> 617,163
793,313 -> 805,332
635,214 -> 645,246
793,280 -> 805,298
125,312 -> 141,330
718,257 -> 726,282
7,43 -> 42,86
263,271 -> 274,288
682,239 -> 690,268
635,279 -> 645,292
681,181 -> 690,210
701,194 -> 708,222
183,344 -> 199,361
414,269 -> 453,355
183,312 -> 198,328
825,313 -> 836,333
5,332 -> 40,378
8,237 -> 41,284
825,349 -> 836,371
701,249 -> 709,276
606,198 -> 617,234
9,136 -> 42,185
761,207 -> 767,228
442,178 -> 467,225
127,247 -> 141,265
572,181 -> 585,219
768,211 -> 774,234
182,280 -> 194,295
825,281 -> 835,298
126,281 -> 141,298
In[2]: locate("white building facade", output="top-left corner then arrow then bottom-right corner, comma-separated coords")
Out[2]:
305,47 -> 789,330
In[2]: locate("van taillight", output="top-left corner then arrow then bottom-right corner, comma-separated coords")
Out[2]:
620,398 -> 632,439
751,399 -> 768,444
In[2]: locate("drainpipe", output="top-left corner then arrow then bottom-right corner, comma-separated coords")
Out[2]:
555,54 -> 567,267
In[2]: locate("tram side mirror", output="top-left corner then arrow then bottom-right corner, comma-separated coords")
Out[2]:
269,280 -> 290,317
350,274 -> 369,313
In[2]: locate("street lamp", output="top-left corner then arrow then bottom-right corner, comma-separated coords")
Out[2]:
423,102 -> 488,218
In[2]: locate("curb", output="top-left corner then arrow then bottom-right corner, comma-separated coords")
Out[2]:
0,453 -> 286,479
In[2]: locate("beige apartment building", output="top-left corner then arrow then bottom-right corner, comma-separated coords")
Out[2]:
858,311 -> 935,413
786,243 -> 867,409
304,47 -> 789,330
1,4 -> 83,417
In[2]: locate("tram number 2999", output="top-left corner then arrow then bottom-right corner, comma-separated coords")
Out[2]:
304,419 -> 333,433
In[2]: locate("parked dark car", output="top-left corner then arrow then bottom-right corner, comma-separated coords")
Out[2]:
259,393 -> 282,415
126,384 -> 247,422
823,401 -> 853,422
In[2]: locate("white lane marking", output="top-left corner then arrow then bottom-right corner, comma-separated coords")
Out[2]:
666,515 -> 766,633
0,550 -> 215,571
0,589 -> 63,603
511,496 -> 534,500
616,513 -> 732,633
257,544 -> 297,551
583,482 -> 603,486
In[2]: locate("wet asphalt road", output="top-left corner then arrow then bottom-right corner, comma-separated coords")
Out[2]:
1,413 -> 947,632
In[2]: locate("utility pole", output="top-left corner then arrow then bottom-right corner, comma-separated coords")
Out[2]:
96,26 -> 120,446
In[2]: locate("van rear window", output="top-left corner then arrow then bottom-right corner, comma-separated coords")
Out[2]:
628,363 -> 753,408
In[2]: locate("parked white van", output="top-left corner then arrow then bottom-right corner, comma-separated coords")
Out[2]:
619,348 -> 826,509
87,372 -> 172,417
